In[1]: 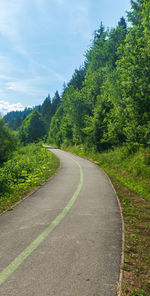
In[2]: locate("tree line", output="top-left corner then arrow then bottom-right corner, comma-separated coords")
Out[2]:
48,0 -> 150,151
4,91 -> 60,132
0,92 -> 60,164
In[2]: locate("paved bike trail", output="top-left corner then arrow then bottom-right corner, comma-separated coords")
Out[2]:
0,148 -> 122,296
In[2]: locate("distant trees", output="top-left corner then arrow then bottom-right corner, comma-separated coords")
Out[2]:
48,105 -> 63,147
4,108 -> 33,130
41,94 -> 52,124
3,91 -> 61,146
40,91 -> 61,133
0,118 -> 18,163
4,91 -> 61,136
19,110 -> 47,143
51,91 -> 61,116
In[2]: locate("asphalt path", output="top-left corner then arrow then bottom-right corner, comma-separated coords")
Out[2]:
0,148 -> 122,296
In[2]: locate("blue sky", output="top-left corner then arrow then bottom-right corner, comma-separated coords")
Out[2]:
0,0 -> 131,115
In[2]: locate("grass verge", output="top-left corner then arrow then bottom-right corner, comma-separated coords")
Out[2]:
63,144 -> 150,296
0,143 -> 60,214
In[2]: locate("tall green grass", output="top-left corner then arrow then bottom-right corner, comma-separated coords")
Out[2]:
0,143 -> 59,213
64,145 -> 150,201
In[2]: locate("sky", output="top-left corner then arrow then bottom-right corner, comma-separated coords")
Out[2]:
0,0 -> 131,115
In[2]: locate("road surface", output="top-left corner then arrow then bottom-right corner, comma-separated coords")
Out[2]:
0,148 -> 122,296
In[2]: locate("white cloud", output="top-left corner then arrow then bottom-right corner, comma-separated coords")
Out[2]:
0,100 -> 25,115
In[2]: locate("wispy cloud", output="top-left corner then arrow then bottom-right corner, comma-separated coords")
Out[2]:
0,55 -> 14,75
0,0 -> 30,58
34,0 -> 91,40
0,100 -> 25,115
0,0 -> 22,41
38,63 -> 66,83
56,0 -> 92,39
0,75 -> 11,81
69,1 -> 92,39
53,72 -> 66,83
0,0 -> 94,108
7,81 -> 33,93
6,78 -> 44,96
6,69 -> 66,96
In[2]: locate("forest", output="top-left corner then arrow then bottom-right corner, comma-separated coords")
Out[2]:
47,0 -> 150,151
0,0 -> 150,294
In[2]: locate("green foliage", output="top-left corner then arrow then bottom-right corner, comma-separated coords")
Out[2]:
86,19 -> 127,73
98,147 -> 150,200
0,143 -> 59,213
67,66 -> 86,90
127,0 -> 144,26
48,105 -> 63,147
65,144 -> 150,201
145,124 -> 150,147
0,118 -> 18,164
40,91 -> 61,135
130,289 -> 149,296
19,110 -> 47,143
51,91 -> 61,115
48,0 -> 149,153
41,94 -> 52,124
93,22 -> 105,42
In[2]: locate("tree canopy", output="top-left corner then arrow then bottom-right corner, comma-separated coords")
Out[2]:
19,110 -> 47,143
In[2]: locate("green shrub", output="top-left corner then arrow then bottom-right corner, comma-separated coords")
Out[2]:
0,143 -> 59,212
0,118 -> 18,164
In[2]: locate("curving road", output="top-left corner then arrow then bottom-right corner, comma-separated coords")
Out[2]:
0,148 -> 122,296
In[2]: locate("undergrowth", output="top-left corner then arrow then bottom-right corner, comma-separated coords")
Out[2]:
0,143 -> 59,213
